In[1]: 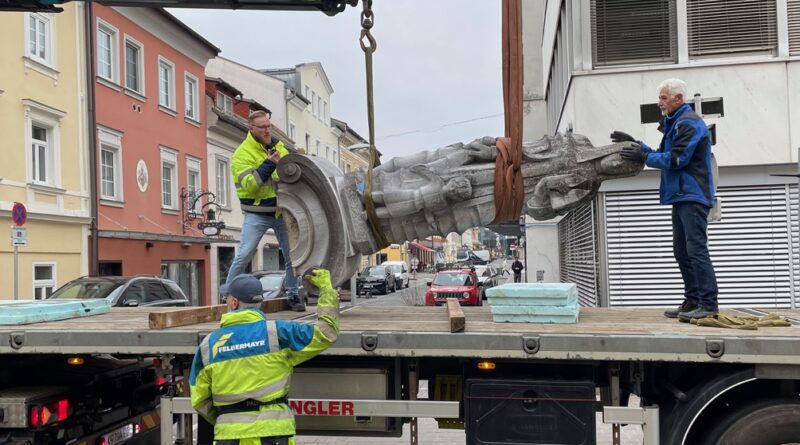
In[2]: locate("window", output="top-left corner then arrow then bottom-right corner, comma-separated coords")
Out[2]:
305,85 -> 311,111
98,127 -> 123,201
591,0 -> 677,67
33,263 -> 55,300
31,124 -> 51,184
323,100 -> 328,123
158,57 -> 175,110
316,139 -> 321,157
160,147 -> 178,209
311,91 -> 317,117
305,133 -> 311,153
288,121 -> 296,142
687,0 -> 777,58
186,156 -> 201,214
23,100 -> 64,187
124,36 -> 143,94
27,12 -> 53,66
325,145 -> 330,160
791,0 -> 800,55
316,96 -> 322,120
184,73 -> 199,121
97,20 -> 119,82
216,91 -> 232,115
215,157 -> 229,207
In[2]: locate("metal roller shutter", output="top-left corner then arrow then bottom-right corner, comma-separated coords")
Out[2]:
604,185 -> 798,309
559,201 -> 599,307
790,0 -> 800,55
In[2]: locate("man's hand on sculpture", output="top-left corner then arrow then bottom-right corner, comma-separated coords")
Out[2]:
620,143 -> 647,163
464,136 -> 497,162
305,268 -> 334,291
610,130 -> 637,143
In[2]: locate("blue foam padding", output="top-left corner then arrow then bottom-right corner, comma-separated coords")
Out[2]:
485,282 -> 577,307
0,299 -> 112,325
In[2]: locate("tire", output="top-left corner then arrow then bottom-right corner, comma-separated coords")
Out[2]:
701,398 -> 800,445
405,279 -> 409,288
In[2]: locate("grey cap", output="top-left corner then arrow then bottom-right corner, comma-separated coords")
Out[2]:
227,274 -> 265,304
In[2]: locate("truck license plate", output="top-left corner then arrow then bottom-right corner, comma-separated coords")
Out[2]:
103,424 -> 134,445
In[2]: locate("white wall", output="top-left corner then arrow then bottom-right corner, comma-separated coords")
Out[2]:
564,63 -> 794,167
206,57 -> 288,133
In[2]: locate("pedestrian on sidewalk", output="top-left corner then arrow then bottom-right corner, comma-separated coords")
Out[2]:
511,257 -> 524,283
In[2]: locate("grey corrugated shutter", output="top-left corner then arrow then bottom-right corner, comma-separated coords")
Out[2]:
687,0 -> 777,57
789,0 -> 800,55
558,201 -> 599,307
605,185 -> 797,308
590,0 -> 677,67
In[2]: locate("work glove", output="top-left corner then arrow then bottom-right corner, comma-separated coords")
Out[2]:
610,130 -> 636,143
620,143 -> 647,163
255,159 -> 276,182
305,268 -> 334,292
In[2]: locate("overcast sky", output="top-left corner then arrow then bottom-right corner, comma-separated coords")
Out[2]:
169,1 -> 504,161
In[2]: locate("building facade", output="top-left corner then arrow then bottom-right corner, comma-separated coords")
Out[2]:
262,63 -> 339,165
527,0 -> 800,309
92,6 -> 218,305
0,3 -> 90,300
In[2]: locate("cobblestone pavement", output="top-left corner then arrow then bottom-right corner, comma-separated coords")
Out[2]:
297,275 -> 643,444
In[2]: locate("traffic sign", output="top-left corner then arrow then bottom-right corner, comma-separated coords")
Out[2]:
11,227 -> 27,247
11,202 -> 27,226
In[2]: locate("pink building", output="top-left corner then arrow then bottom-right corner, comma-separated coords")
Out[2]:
92,6 -> 218,305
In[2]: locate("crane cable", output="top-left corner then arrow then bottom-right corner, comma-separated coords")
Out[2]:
360,0 -> 390,248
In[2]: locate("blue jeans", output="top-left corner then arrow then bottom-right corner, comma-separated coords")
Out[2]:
673,202 -> 718,311
226,212 -> 299,301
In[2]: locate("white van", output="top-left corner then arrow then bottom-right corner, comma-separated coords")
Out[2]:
381,261 -> 409,288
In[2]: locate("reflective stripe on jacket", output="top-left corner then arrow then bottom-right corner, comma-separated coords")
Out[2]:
232,133 -> 290,213
189,287 -> 340,440
641,103 -> 714,207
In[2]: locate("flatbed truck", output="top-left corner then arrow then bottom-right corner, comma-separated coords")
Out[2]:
2,305 -> 799,445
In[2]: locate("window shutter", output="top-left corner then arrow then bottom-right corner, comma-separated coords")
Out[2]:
604,185 -> 797,309
687,0 -> 777,57
591,0 -> 677,67
789,0 -> 800,55
558,201 -> 599,307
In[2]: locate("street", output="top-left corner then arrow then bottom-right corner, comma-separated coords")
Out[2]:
296,273 -> 643,445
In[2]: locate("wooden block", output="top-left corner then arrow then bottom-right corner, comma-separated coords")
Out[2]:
446,298 -> 465,333
260,298 -> 288,313
149,305 -> 228,329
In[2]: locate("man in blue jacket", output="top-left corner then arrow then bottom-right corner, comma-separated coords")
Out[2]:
619,78 -> 718,321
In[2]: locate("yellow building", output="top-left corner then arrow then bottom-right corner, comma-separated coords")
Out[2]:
0,4 -> 90,300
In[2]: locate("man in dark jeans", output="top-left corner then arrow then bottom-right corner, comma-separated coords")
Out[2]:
511,257 -> 524,283
618,78 -> 718,321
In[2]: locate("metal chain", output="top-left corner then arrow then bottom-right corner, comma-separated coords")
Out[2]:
360,0 -> 389,248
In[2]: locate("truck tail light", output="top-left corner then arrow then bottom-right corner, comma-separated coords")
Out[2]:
30,399 -> 70,428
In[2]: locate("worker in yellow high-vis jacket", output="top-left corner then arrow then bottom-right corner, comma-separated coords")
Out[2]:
190,269 -> 340,445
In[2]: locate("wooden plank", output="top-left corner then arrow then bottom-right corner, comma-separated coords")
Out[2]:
260,298 -> 289,313
447,298 -> 465,333
149,305 -> 227,329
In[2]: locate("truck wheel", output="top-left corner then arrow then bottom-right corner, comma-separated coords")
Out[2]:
702,398 -> 800,445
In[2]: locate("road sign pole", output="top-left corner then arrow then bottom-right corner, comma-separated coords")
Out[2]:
13,244 -> 18,300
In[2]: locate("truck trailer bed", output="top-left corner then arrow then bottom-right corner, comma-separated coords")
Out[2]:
2,306 -> 799,364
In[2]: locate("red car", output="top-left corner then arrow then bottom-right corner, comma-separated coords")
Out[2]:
424,269 -> 481,306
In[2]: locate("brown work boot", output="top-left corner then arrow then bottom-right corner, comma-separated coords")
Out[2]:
664,300 -> 697,318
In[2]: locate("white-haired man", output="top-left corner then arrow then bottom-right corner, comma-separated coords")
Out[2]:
617,78 -> 719,321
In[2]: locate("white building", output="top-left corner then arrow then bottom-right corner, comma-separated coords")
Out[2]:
262,63 -> 339,165
525,0 -> 800,309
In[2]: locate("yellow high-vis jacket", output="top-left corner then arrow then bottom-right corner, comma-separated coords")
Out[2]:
189,287 -> 339,442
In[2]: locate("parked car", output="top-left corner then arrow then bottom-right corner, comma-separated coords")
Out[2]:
473,265 -> 501,300
424,269 -> 481,306
357,265 -> 396,295
382,261 -> 410,288
47,275 -> 190,307
251,270 -> 310,305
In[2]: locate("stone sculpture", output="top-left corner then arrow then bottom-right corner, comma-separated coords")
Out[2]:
275,133 -> 642,286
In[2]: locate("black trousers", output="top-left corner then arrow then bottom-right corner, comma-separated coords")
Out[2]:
215,437 -> 290,445
513,273 -> 522,283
